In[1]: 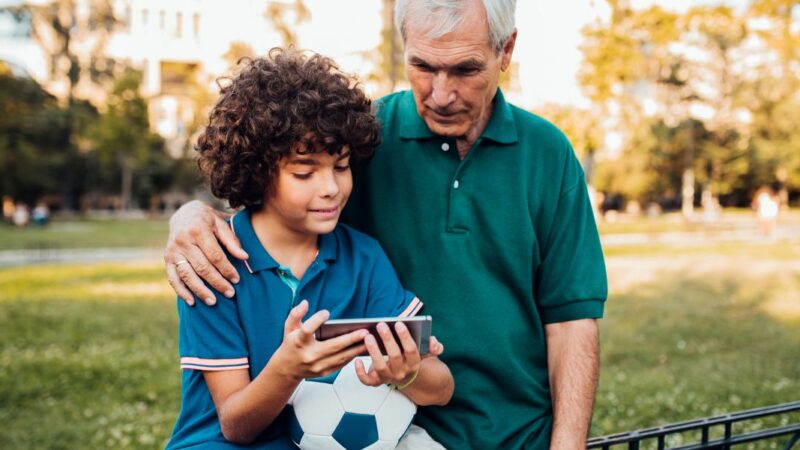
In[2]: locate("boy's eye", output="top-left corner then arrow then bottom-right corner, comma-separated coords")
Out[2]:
292,173 -> 313,180
334,164 -> 350,172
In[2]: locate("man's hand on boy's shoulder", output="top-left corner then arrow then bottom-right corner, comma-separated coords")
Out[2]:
165,201 -> 249,306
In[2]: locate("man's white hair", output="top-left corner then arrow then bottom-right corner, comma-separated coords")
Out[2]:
394,0 -> 517,54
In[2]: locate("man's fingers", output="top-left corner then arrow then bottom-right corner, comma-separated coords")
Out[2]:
166,263 -> 195,306
174,257 -> 216,305
284,300 -> 309,336
214,215 -> 249,263
187,239 -> 235,298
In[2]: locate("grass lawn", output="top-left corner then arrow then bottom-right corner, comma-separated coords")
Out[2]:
0,218 -> 169,250
1,245 -> 799,448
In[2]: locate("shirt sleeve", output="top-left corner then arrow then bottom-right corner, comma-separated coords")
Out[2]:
364,240 -> 423,318
535,147 -> 608,324
177,290 -> 249,371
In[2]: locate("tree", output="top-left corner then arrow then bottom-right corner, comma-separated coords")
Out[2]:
89,69 -> 166,210
744,0 -> 800,205
264,0 -> 310,47
3,0 -> 118,209
0,62 -> 73,205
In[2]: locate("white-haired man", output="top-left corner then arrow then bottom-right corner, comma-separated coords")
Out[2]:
165,0 -> 607,448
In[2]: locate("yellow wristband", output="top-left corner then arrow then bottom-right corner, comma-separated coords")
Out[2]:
393,367 -> 420,390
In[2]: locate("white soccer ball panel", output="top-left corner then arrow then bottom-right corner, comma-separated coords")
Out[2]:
333,358 -> 391,414
298,433 -> 347,450
288,383 -> 300,405
292,381 -> 345,435
361,440 -> 399,450
374,391 -> 417,441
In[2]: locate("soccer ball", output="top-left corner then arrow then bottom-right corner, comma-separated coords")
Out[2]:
287,357 -> 416,450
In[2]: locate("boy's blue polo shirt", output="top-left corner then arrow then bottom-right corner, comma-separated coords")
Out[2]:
167,209 -> 422,449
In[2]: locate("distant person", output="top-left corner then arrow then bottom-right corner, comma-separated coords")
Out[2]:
2,196 -> 14,222
165,49 -> 452,450
753,187 -> 779,236
32,202 -> 50,226
164,0 -> 607,448
12,203 -> 29,228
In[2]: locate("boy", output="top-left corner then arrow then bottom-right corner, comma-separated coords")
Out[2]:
166,49 -> 453,449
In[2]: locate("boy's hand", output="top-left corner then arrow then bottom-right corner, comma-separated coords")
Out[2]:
354,322 -> 444,387
274,300 -> 368,380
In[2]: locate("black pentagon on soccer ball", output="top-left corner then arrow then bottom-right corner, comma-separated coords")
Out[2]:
332,412 -> 379,449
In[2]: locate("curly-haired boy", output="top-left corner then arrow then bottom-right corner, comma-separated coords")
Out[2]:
166,48 -> 453,449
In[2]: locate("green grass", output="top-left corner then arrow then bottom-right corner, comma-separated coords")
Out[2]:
1,249 -> 799,449
0,218 -> 169,250
0,264 -> 179,449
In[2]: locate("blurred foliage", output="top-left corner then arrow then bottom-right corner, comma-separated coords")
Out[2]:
0,62 -> 70,205
264,0 -> 310,47
88,69 -> 169,209
578,0 -> 800,209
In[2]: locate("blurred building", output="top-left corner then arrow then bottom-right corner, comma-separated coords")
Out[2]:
0,0 -> 385,156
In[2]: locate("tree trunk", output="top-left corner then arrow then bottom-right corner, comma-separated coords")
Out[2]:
121,157 -> 132,211
681,168 -> 695,219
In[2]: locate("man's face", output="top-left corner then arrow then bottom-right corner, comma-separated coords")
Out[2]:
403,0 -> 516,140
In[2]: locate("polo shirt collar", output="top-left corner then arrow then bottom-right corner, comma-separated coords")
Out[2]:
397,88 -> 518,145
231,209 -> 338,274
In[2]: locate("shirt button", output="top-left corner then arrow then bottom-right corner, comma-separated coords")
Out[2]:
453,180 -> 460,189
441,142 -> 450,151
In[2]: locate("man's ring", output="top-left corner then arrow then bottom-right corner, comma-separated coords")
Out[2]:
175,260 -> 189,267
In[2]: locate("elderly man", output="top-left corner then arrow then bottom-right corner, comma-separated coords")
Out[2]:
165,0 -> 607,448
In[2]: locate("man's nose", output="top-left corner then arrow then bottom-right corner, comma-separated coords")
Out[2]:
431,73 -> 456,108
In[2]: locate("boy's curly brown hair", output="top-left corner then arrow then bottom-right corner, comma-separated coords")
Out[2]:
196,48 -> 380,209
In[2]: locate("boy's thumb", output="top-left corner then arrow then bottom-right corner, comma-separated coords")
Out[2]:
283,299 -> 308,334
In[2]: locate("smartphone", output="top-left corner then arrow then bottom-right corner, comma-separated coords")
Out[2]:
316,315 -> 432,355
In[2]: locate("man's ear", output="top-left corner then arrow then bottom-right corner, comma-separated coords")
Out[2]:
500,28 -> 518,72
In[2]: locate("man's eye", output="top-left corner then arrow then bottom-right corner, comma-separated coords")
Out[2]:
293,173 -> 312,180
335,165 -> 350,172
455,67 -> 479,76
413,63 -> 434,72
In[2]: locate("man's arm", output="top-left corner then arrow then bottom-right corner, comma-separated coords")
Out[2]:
165,200 -> 249,305
546,318 -> 600,450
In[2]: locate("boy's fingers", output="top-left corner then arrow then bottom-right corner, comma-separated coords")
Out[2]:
284,300 -> 308,335
424,336 -> 444,358
315,344 -> 366,376
376,322 -> 403,373
355,359 -> 381,386
299,310 -> 330,340
166,263 -> 195,306
318,329 -> 369,355
395,322 -> 420,362
364,335 -> 389,376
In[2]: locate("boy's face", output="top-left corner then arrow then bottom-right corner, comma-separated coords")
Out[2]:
264,148 -> 352,236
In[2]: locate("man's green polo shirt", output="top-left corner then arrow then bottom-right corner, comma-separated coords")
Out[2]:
345,89 -> 607,449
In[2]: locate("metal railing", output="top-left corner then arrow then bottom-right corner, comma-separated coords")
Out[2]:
588,401 -> 800,450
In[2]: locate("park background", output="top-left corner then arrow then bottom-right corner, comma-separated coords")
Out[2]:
0,0 -> 798,448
